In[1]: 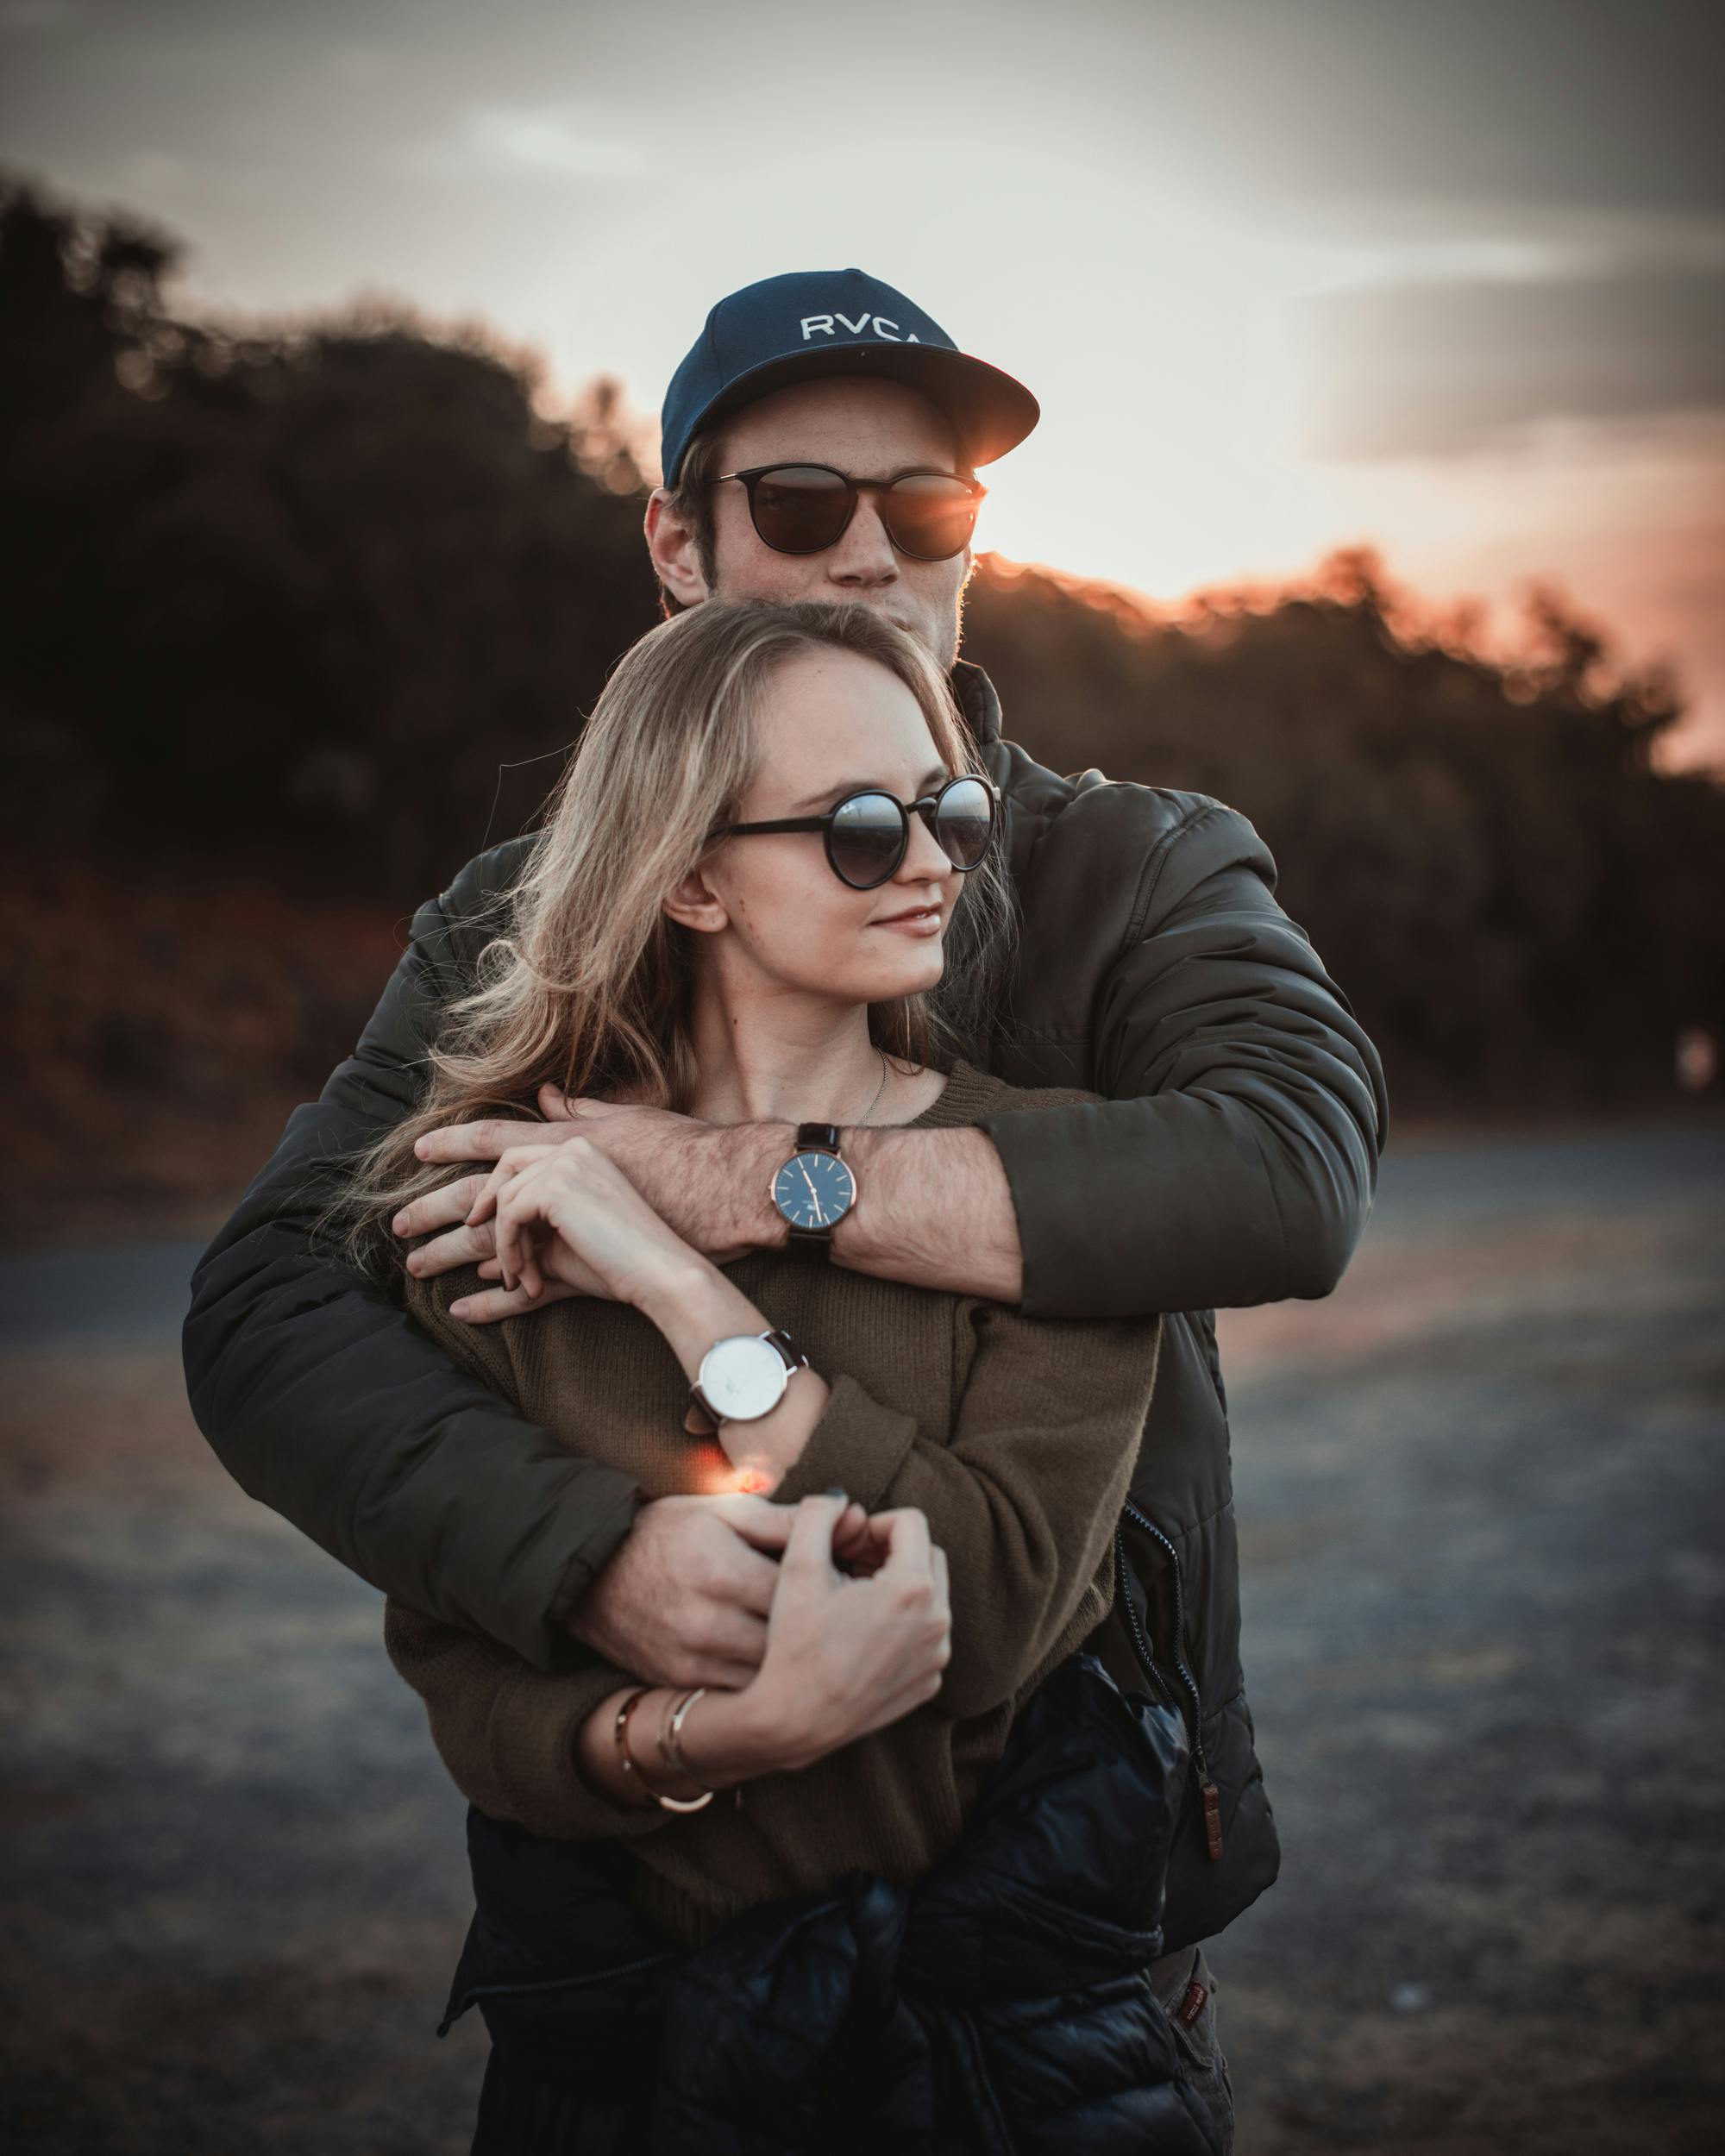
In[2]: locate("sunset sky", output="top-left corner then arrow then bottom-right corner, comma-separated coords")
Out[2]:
4,0 -> 1722,768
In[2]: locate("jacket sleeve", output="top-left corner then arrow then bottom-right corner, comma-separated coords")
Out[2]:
373,1236 -> 690,1839
180,851 -> 643,1672
980,797 -> 1389,1319
765,1303 -> 1160,1721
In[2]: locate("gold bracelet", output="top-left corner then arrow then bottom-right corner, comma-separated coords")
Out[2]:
660,1686 -> 709,1785
614,1686 -> 713,1814
612,1687 -> 665,1808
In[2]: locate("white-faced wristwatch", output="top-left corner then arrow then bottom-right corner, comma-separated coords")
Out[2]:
685,1326 -> 810,1437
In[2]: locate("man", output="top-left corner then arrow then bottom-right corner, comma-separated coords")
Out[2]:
184,268 -> 1389,2147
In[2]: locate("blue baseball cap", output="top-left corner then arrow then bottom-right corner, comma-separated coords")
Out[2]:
659,268 -> 1039,486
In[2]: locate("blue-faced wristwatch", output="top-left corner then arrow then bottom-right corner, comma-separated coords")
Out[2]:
771,1121 -> 856,1261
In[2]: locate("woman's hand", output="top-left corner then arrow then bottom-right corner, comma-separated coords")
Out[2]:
464,1134 -> 703,1310
711,1495 -> 952,1777
576,1497 -> 950,1802
829,1502 -> 896,1576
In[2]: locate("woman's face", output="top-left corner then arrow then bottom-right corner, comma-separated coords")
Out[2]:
690,646 -> 968,1011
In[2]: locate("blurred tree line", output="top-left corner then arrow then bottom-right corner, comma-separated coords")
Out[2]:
0,172 -> 659,896
3,172 -> 1722,1113
965,560 -> 1724,1106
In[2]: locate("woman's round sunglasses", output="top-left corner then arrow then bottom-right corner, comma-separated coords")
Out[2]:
710,463 -> 986,561
712,774 -> 1000,891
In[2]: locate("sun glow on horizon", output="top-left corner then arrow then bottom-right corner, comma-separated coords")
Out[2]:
16,3 -> 1716,768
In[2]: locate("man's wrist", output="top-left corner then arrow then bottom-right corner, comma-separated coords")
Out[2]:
724,1120 -> 794,1250
823,1124 -> 1023,1300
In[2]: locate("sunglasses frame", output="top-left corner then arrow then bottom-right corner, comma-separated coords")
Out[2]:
711,774 -> 1001,891
709,462 -> 987,561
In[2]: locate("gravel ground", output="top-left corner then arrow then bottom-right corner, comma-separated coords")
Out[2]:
1214,1124 -> 1725,2153
1,1119 -> 1721,2154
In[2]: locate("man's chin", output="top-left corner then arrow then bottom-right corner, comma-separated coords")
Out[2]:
713,582 -> 959,668
882,605 -> 959,670
812,595 -> 954,667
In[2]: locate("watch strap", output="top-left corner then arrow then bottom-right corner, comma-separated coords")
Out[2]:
786,1124 -> 844,1259
765,1326 -> 809,1370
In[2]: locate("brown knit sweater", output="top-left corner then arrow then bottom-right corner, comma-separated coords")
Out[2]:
384,1058 -> 1162,1949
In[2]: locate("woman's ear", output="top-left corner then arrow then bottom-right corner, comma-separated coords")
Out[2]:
662,864 -> 729,936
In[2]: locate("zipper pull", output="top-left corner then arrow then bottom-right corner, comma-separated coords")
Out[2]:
1200,1777 -> 1225,1861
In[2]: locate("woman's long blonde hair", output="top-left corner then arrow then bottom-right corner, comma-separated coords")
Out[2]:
322,599 -> 1019,1282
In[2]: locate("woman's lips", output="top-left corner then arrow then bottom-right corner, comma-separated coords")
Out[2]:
872,906 -> 944,937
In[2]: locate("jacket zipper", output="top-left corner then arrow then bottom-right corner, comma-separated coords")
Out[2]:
1114,1502 -> 1224,1863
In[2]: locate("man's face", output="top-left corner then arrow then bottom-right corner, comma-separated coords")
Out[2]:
659,377 -> 975,669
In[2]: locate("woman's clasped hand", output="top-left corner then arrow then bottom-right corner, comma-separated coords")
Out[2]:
744,1496 -> 951,1771
461,1129 -> 699,1307
576,1490 -> 953,1803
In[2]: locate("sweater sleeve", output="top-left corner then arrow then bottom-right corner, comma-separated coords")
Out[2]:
382,1595 -> 674,1841
769,1300 -> 1161,1720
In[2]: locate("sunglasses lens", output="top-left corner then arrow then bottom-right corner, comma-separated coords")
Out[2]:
828,792 -> 907,888
882,473 -> 980,561
933,777 -> 994,868
747,466 -> 854,553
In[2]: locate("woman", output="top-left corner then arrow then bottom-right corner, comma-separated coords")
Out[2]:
326,599 -> 1215,2154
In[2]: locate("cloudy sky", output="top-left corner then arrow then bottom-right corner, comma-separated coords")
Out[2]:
4,0 -> 1722,766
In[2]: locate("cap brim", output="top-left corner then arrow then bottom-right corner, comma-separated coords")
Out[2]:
689,341 -> 1039,473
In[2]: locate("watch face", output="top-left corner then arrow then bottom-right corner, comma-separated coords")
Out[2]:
774,1150 -> 856,1232
698,1334 -> 790,1421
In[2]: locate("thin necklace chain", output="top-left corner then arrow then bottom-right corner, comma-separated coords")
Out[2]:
851,1050 -> 891,1127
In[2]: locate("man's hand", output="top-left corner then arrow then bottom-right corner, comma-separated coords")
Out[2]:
534,1087 -> 784,1261
392,1090 -> 787,1319
391,1113 -> 574,1296
569,1491 -> 870,1689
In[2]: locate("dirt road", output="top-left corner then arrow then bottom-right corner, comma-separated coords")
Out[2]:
2,1119 -> 1721,2153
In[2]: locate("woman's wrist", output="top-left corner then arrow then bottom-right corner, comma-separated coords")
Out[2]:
633,1258 -> 756,1376
673,1682 -> 784,1784
633,1257 -> 831,1489
626,1247 -> 718,1327
574,1680 -> 789,1807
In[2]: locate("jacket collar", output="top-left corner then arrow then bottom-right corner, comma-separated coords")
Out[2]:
950,658 -> 1003,749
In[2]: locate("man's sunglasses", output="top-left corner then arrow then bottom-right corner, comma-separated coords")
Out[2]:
711,774 -> 1000,891
710,463 -> 986,561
